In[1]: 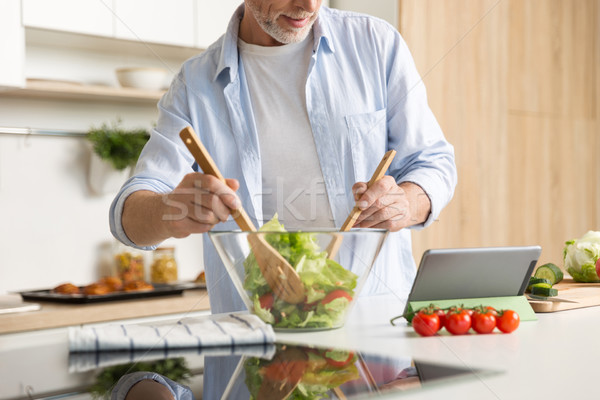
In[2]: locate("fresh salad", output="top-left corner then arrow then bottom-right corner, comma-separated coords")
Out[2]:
243,345 -> 359,399
243,215 -> 358,329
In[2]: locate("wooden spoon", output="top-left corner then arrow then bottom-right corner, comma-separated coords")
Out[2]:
179,127 -> 305,304
326,150 -> 397,259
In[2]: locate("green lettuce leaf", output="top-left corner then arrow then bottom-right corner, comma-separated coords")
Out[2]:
563,231 -> 600,282
242,214 -> 358,329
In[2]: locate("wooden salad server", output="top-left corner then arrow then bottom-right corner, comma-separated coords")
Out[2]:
180,127 -> 305,304
326,149 -> 397,259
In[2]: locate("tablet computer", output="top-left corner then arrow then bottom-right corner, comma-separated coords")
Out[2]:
405,246 -> 542,308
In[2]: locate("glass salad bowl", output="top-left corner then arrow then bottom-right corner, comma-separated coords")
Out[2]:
209,219 -> 388,331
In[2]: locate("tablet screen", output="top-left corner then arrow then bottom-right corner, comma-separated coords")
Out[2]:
407,246 -> 541,302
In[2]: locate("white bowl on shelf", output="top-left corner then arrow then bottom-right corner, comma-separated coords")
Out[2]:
115,67 -> 168,91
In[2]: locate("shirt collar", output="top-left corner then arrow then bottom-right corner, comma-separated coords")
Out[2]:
214,5 -> 336,83
312,6 -> 336,55
214,3 -> 245,82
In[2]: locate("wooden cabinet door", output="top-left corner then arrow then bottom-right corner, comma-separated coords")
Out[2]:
22,0 -> 113,37
114,0 -> 195,47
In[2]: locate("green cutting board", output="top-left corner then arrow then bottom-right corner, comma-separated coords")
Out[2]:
407,295 -> 537,321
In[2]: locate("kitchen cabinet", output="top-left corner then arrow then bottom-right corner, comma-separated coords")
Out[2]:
1,0 -> 239,101
195,0 -> 241,49
21,0 -> 238,49
0,0 -> 24,88
114,0 -> 195,48
21,0 -> 114,37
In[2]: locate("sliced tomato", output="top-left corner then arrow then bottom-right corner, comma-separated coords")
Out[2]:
259,292 -> 274,310
324,350 -> 355,367
263,360 -> 307,382
321,289 -> 352,305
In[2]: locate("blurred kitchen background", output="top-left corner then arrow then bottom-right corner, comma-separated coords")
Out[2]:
0,0 -> 597,295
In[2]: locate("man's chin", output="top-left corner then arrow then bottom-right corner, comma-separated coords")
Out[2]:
274,24 -> 313,44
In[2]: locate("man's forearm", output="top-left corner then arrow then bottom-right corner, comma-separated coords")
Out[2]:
399,182 -> 431,226
122,190 -> 171,247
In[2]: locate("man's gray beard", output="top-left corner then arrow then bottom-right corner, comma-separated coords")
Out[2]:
260,18 -> 314,44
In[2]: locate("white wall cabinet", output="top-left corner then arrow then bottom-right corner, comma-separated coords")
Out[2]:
22,0 -> 114,37
8,0 -> 240,94
195,0 -> 240,49
0,0 -> 25,88
114,0 -> 195,48
21,0 -> 239,49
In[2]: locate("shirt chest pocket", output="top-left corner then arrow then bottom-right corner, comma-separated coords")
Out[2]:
344,108 -> 388,182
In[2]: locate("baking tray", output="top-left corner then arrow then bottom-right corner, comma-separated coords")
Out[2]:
19,282 -> 206,304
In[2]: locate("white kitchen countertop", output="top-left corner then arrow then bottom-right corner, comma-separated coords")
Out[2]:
1,293 -> 596,399
280,294 -> 597,399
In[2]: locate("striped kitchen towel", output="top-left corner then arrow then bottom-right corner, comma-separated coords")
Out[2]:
68,312 -> 275,352
68,344 -> 276,372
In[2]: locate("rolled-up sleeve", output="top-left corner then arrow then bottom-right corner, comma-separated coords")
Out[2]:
109,73 -> 196,250
384,29 -> 457,228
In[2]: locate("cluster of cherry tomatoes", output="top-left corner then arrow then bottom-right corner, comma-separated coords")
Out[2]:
409,305 -> 520,336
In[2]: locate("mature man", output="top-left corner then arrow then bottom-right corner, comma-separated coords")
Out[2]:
110,0 -> 457,314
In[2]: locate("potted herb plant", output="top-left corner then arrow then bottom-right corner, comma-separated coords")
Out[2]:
87,119 -> 150,195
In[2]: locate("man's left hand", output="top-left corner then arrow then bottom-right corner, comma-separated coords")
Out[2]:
351,178 -> 431,231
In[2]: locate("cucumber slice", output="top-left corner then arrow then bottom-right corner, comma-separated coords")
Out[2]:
530,285 -> 558,297
534,263 -> 564,285
526,277 -> 552,292
531,282 -> 552,289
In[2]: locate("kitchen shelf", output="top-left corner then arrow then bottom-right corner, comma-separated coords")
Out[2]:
1,79 -> 166,104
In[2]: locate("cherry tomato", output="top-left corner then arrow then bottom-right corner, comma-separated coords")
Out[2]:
496,310 -> 520,333
321,289 -> 352,305
259,292 -> 274,310
484,306 -> 498,317
434,308 -> 446,329
324,350 -> 355,367
595,258 -> 600,279
445,310 -> 472,335
472,310 -> 497,334
412,310 -> 441,337
446,306 -> 465,315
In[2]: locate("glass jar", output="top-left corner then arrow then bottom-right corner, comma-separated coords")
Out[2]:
114,243 -> 145,282
151,247 -> 178,283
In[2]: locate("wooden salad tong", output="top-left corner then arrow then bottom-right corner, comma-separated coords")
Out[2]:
179,127 -> 305,304
326,149 -> 396,259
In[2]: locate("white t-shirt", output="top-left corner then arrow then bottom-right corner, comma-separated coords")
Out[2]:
238,32 -> 335,229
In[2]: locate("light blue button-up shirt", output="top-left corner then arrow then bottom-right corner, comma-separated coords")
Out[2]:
110,5 -> 457,314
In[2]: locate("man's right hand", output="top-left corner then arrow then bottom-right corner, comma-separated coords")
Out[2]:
122,173 -> 240,246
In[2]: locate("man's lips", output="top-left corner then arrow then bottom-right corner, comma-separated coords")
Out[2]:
282,15 -> 311,29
